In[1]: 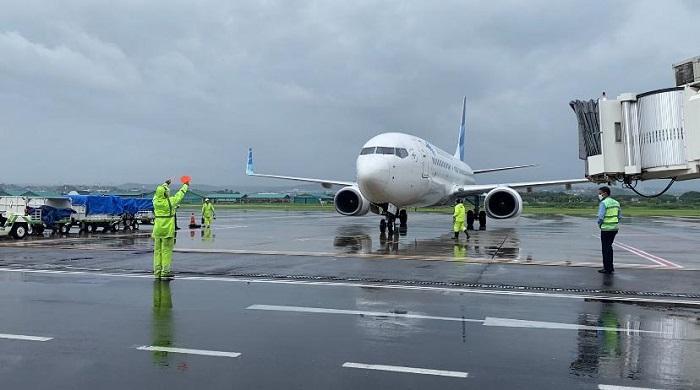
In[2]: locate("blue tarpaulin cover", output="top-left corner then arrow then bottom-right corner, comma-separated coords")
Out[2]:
122,198 -> 153,215
28,206 -> 75,226
68,195 -> 124,215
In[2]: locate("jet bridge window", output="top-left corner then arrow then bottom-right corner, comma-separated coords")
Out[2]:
376,147 -> 395,155
395,148 -> 408,158
360,147 -> 376,155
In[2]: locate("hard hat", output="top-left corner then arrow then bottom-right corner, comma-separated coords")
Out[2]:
205,198 -> 210,201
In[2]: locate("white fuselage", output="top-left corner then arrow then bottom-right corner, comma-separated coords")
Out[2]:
356,132 -> 475,207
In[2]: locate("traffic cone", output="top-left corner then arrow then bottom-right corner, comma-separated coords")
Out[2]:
189,213 -> 200,229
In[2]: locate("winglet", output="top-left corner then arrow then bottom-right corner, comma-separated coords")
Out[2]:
246,148 -> 255,176
454,96 -> 466,162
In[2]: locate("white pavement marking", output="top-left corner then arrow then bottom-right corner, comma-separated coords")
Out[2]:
247,304 -> 484,323
247,305 -> 664,334
482,317 -> 659,333
211,225 -> 248,230
0,333 -> 53,342
598,385 -> 666,390
136,346 -> 241,358
1,268 -> 699,307
342,362 -> 468,378
615,241 -> 683,269
592,234 -> 683,269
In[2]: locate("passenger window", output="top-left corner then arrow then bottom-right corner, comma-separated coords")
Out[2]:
360,147 -> 375,155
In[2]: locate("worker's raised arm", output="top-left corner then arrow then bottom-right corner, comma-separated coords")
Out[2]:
169,184 -> 189,208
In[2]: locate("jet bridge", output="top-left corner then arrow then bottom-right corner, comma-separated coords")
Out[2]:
571,56 -> 700,193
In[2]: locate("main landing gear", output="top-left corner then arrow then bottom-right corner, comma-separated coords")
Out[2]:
378,205 -> 408,236
466,195 -> 487,231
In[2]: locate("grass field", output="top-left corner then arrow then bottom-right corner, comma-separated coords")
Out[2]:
523,206 -> 700,217
178,203 -> 336,212
177,203 -> 700,218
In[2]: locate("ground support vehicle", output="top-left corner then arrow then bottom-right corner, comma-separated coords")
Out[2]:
0,196 -> 74,238
27,199 -> 75,235
0,212 -> 36,239
67,195 -> 124,233
122,198 -> 153,229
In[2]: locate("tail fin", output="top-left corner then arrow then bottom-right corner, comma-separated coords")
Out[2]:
454,96 -> 466,161
246,148 -> 255,175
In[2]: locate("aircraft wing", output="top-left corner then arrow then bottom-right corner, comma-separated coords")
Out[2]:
246,148 -> 355,188
452,178 -> 590,197
472,164 -> 536,174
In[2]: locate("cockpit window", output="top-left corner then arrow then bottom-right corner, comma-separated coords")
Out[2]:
361,146 -> 406,157
376,147 -> 395,155
360,147 -> 376,155
395,148 -> 408,158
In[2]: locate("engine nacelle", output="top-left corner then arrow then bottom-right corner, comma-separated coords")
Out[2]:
484,187 -> 523,219
334,186 -> 371,216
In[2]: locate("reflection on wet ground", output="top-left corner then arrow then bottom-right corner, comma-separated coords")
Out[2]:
569,303 -> 700,388
1,269 -> 698,389
152,280 -> 173,367
2,210 -> 700,269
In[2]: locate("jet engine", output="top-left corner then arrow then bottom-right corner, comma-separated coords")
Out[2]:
484,187 -> 522,219
334,186 -> 371,216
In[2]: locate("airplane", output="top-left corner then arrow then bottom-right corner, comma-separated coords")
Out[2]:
246,97 -> 589,234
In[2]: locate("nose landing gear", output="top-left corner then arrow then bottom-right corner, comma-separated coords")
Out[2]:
379,214 -> 397,235
378,205 -> 407,236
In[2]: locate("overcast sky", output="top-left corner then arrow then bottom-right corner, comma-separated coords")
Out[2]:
1,0 -> 698,188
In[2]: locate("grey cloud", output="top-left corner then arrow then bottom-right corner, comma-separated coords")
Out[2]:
0,0 -> 698,190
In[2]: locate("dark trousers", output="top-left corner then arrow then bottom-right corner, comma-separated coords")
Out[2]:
600,230 -> 618,271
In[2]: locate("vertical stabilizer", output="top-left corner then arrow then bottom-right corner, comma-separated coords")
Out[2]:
454,97 -> 467,161
246,148 -> 255,175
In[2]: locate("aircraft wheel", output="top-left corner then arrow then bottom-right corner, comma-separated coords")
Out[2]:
466,210 -> 475,230
398,209 -> 408,227
478,211 -> 487,230
379,219 -> 387,234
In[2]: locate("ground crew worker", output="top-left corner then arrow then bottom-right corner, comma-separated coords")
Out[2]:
597,186 -> 621,274
152,178 -> 189,279
202,198 -> 215,228
453,199 -> 469,239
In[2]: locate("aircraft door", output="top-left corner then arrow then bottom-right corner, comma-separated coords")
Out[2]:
421,150 -> 429,179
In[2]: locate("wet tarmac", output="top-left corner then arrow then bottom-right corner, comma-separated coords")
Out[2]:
3,210 -> 700,270
1,210 -> 699,389
0,269 -> 698,389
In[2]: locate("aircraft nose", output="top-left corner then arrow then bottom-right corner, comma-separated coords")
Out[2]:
357,157 -> 390,202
